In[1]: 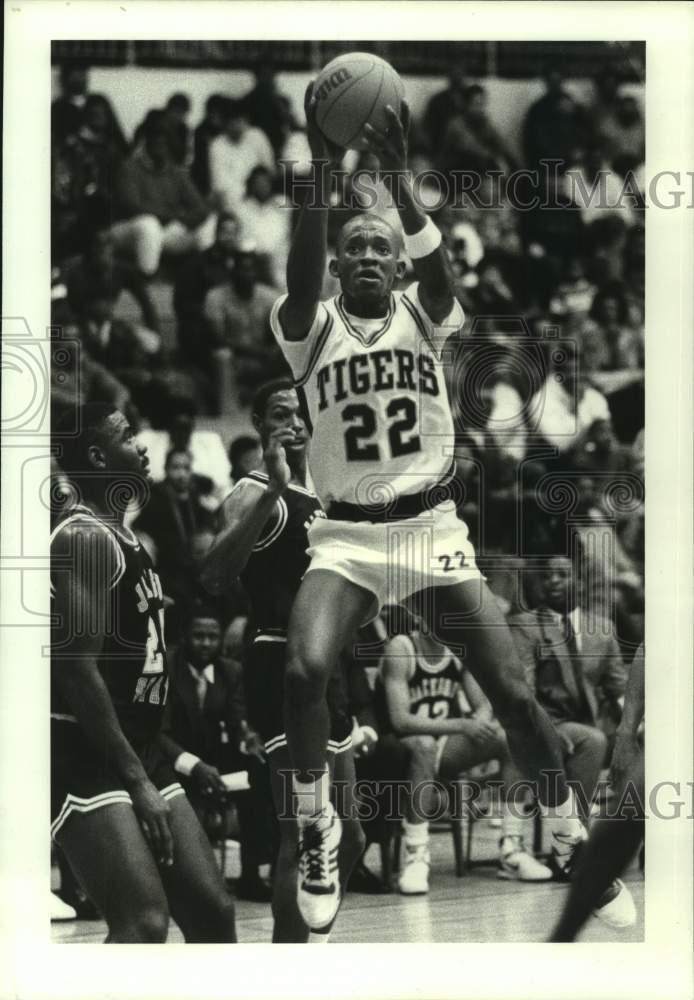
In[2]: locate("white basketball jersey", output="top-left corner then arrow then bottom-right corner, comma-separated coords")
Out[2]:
270,282 -> 464,506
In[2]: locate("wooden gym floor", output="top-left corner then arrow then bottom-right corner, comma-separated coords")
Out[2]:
52,819 -> 644,945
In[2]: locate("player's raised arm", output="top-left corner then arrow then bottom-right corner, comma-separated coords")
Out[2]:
199,428 -> 293,593
363,103 -> 457,324
52,523 -> 173,865
279,83 -> 343,342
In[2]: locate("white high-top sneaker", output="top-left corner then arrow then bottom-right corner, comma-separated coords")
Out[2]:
398,843 -> 431,895
297,802 -> 342,929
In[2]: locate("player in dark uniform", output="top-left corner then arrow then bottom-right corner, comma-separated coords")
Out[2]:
51,402 -> 236,942
201,378 -> 365,942
379,623 -> 551,892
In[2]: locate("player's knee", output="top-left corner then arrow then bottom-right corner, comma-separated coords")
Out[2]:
133,213 -> 162,238
285,647 -> 329,702
127,903 -> 170,943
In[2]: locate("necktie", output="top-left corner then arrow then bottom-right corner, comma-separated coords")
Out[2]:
563,615 -> 591,721
195,671 -> 207,711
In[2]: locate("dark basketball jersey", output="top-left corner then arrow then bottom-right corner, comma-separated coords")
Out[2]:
405,633 -> 468,720
237,471 -> 325,633
376,632 -> 470,731
50,504 -> 168,746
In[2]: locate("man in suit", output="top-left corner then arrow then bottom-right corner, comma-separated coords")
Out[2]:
160,604 -> 274,901
508,545 -> 627,825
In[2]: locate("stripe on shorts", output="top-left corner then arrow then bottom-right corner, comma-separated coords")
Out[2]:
51,789 -> 133,840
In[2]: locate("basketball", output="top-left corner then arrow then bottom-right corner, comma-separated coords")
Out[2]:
313,52 -> 405,150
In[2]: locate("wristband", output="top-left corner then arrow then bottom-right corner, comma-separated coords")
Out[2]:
403,217 -> 442,259
174,751 -> 201,776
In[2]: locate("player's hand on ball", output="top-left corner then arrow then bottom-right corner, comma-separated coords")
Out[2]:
362,101 -> 410,173
130,777 -> 174,867
304,81 -> 344,166
192,761 -> 227,797
265,428 -> 295,493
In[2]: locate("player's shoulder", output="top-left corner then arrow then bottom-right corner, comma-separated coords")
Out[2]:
51,506 -> 117,549
384,633 -> 416,660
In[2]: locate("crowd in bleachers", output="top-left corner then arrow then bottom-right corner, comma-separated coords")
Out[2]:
50,52 -> 645,909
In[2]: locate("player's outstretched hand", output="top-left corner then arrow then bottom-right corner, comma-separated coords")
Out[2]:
304,81 -> 344,167
362,101 -> 410,174
265,427 -> 295,494
130,777 -> 174,867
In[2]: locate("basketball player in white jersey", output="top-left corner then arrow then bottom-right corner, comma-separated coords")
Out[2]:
271,83 -> 633,930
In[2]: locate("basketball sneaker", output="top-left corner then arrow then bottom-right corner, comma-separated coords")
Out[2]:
497,835 -> 553,881
297,802 -> 342,929
593,878 -> 637,929
398,843 -> 431,895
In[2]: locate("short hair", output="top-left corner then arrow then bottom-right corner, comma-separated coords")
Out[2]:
465,84 -> 486,101
164,447 -> 192,470
166,92 -> 191,114
337,213 -> 402,253
228,434 -> 261,468
143,109 -> 169,140
224,98 -> 247,122
55,401 -> 119,478
186,600 -> 222,628
205,93 -> 227,116
251,378 -> 295,421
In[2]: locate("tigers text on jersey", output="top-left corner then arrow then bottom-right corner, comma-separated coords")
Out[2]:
270,282 -> 464,506
50,504 -> 168,745
234,471 -> 325,633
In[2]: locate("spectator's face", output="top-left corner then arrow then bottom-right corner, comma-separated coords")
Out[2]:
249,170 -> 274,202
226,114 -> 248,142
545,70 -> 563,97
617,96 -> 640,125
146,130 -> 170,167
186,617 -> 222,669
466,92 -> 487,120
216,216 -> 240,255
85,100 -> 109,134
63,66 -> 88,97
166,452 -> 192,493
257,389 -> 308,458
598,296 -> 620,324
232,254 -> 257,293
169,412 -> 194,450
540,556 -> 575,612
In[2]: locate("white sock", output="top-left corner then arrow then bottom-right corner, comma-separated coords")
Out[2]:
293,770 -> 330,818
500,804 -> 525,844
308,930 -> 331,944
539,788 -> 586,840
403,819 -> 429,847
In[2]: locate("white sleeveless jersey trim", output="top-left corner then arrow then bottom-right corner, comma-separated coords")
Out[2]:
50,508 -> 126,592
269,295 -> 334,386
335,293 -> 396,348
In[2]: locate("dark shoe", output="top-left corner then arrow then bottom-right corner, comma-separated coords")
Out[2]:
347,861 -> 391,895
234,874 -> 273,903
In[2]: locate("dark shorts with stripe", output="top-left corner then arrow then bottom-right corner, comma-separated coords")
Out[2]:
50,718 -> 185,841
243,632 -> 352,757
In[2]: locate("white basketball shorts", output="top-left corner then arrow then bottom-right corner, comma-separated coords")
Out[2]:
305,501 -> 483,622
